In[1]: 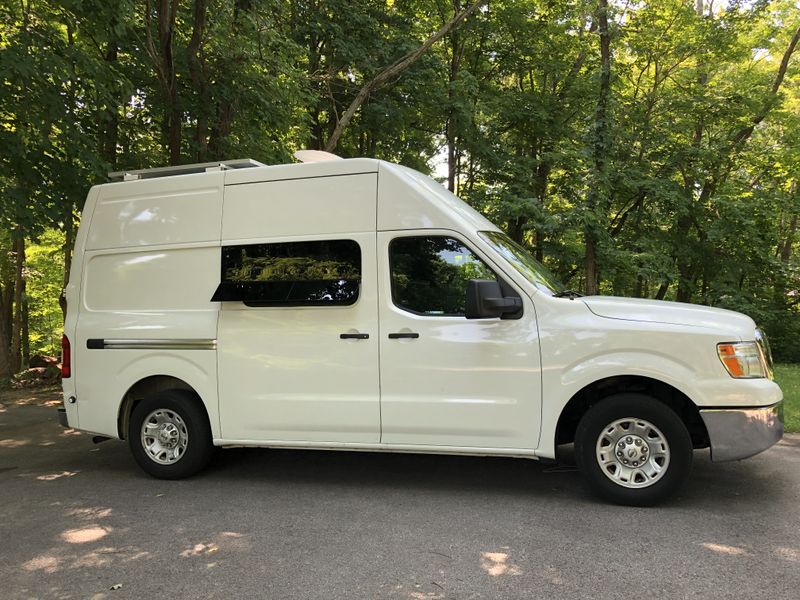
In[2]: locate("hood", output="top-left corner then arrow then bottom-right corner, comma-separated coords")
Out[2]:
581,296 -> 755,339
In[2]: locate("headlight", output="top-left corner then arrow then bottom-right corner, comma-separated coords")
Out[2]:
755,328 -> 775,380
717,342 -> 768,379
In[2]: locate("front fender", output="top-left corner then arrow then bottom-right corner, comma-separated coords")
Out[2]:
537,350 -> 708,460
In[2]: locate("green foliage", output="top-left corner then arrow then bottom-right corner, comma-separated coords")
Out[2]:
0,0 -> 798,367
25,230 -> 64,358
775,364 -> 800,433
228,257 -> 359,282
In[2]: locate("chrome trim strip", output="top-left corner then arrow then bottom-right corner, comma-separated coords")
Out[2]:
700,401 -> 784,462
90,339 -> 217,350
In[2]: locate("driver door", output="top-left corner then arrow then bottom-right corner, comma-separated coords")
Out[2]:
378,231 -> 542,449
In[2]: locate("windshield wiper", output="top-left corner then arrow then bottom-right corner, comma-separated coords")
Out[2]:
553,290 -> 584,299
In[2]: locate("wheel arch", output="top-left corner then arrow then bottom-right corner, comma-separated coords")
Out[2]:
555,375 -> 710,453
118,375 -> 208,440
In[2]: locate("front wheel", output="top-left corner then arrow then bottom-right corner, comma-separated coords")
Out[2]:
575,394 -> 692,506
128,390 -> 214,479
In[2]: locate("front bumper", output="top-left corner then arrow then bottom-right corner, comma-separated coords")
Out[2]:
700,401 -> 784,462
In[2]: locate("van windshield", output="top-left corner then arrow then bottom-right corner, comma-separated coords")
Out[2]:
479,231 -> 565,296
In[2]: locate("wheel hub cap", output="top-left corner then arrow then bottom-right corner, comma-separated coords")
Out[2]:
141,409 -> 188,465
596,417 -> 670,489
157,423 -> 180,448
616,434 -> 649,467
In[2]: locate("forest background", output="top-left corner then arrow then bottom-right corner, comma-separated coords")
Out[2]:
1,0 -> 799,380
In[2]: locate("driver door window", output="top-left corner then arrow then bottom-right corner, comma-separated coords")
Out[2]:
389,236 -> 496,316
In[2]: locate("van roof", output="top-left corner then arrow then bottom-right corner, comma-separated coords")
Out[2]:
107,157 -> 381,184
224,158 -> 380,185
108,159 -> 267,182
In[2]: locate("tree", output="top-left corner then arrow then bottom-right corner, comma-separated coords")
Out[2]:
1,0 -> 799,372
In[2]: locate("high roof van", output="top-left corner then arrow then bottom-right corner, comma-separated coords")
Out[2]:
59,156 -> 783,505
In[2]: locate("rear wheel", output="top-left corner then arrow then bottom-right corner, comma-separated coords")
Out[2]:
128,390 -> 214,479
575,394 -> 692,506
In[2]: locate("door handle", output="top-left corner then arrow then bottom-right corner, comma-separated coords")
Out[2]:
340,333 -> 369,340
388,332 -> 420,339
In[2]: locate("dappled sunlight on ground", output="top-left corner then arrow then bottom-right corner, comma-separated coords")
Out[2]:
72,547 -> 149,568
180,531 -> 248,559
701,542 -> 747,556
181,542 -> 220,557
0,385 -> 62,407
3,397 -> 799,598
534,564 -> 565,585
0,438 -> 31,448
380,583 -> 445,599
774,547 -> 800,562
37,471 -> 79,481
409,592 -> 445,600
61,526 -> 112,544
67,507 -> 112,520
480,551 -> 522,577
23,545 -> 151,574
17,504 -> 149,576
22,554 -> 61,574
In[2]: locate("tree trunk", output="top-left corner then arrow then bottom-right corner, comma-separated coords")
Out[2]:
208,99 -> 234,159
21,296 -> 29,367
634,275 -> 644,298
325,0 -> 486,152
162,0 -> 181,164
1,276 -> 12,348
533,157 -> 551,262
145,0 -> 181,163
10,234 -> 25,373
584,0 -> 612,296
585,237 -> 598,296
507,216 -> 528,245
778,211 -> 797,263
100,40 -> 120,166
446,4 -> 466,193
773,196 -> 800,306
61,209 -> 74,319
0,304 -> 11,380
187,0 -> 210,162
0,249 -> 12,379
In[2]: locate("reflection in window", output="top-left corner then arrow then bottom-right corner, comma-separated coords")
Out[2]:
212,239 -> 361,306
390,236 -> 496,316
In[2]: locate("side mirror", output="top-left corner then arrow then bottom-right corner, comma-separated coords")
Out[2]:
465,279 -> 522,319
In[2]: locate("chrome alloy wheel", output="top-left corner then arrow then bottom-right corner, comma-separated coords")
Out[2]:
140,409 -> 189,465
595,417 -> 670,489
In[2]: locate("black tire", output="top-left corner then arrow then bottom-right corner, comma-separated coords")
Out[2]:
128,389 -> 214,479
575,394 -> 692,506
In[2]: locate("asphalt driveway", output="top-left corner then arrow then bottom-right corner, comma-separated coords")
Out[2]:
1,388 -> 799,599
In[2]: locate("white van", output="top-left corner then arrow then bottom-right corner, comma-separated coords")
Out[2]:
59,156 -> 783,505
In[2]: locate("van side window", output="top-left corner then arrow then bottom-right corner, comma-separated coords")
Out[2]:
389,236 -> 496,316
211,240 -> 361,306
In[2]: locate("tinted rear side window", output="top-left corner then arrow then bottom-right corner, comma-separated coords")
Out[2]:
212,239 -> 361,306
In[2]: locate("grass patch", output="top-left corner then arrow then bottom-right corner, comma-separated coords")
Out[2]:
775,364 -> 800,433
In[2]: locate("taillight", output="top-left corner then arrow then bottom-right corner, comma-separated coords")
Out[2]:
61,334 -> 71,378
